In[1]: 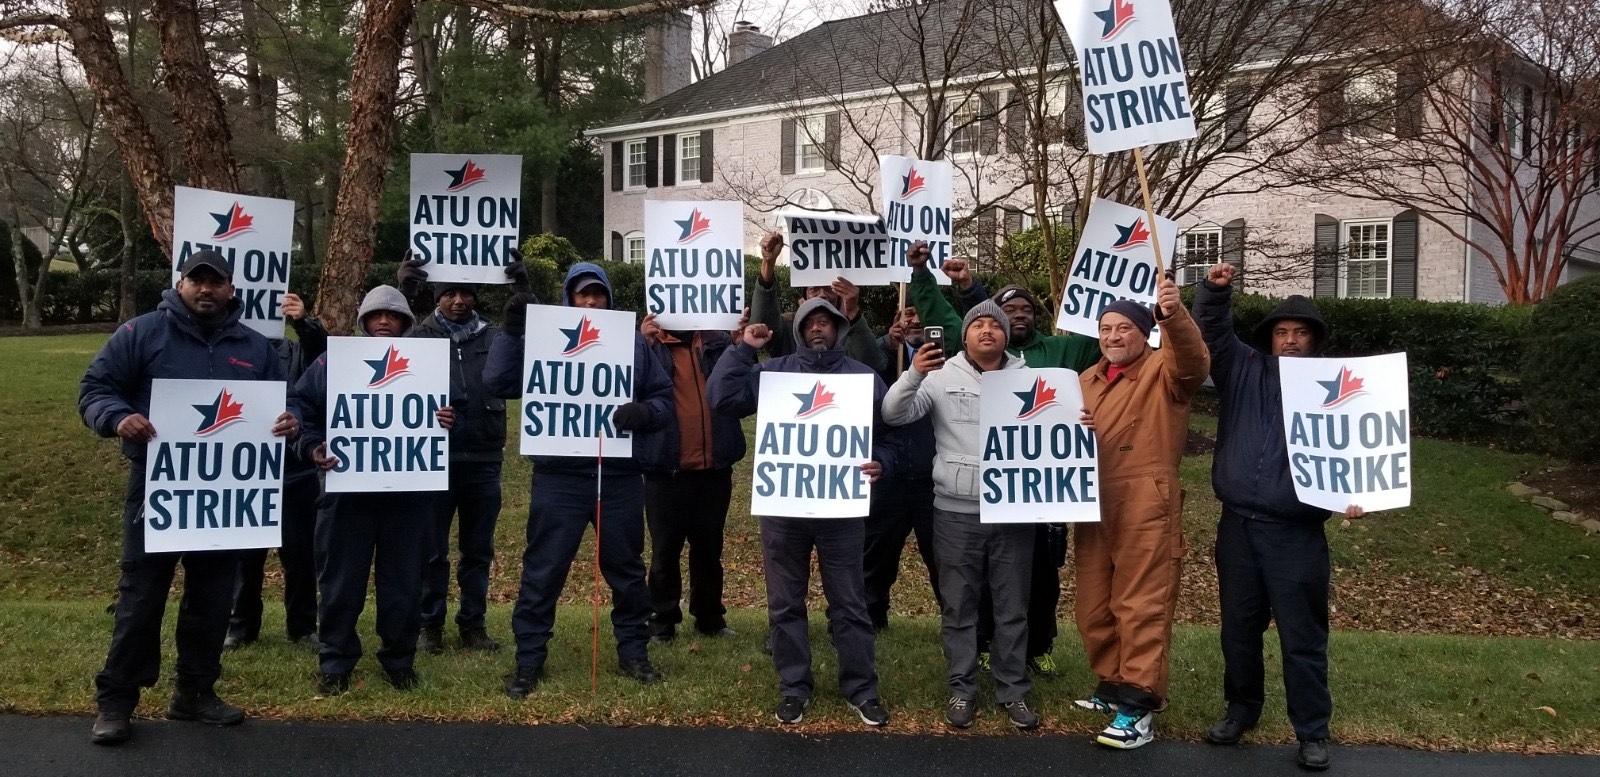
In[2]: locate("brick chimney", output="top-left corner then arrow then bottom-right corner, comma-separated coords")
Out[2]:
727,20 -> 773,66
644,11 -> 693,102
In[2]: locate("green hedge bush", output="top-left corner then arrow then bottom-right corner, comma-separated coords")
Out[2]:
1522,275 -> 1600,462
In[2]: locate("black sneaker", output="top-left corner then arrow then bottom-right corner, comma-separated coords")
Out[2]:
316,672 -> 351,696
1002,699 -> 1041,730
1297,739 -> 1331,771
289,633 -> 321,651
222,631 -> 255,651
1206,716 -> 1251,745
459,627 -> 501,652
505,665 -> 543,700
851,698 -> 889,727
945,696 -> 976,729
419,625 -> 445,655
697,625 -> 738,638
90,712 -> 131,745
775,695 -> 809,724
385,667 -> 421,691
618,657 -> 663,685
167,691 -> 245,726
649,630 -> 676,645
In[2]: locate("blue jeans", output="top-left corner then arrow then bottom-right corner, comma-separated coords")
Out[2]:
759,516 -> 878,705
511,470 -> 650,670
420,460 -> 503,630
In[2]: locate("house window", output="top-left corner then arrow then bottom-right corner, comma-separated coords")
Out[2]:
1345,71 -> 1394,140
625,140 -> 647,188
1194,92 -> 1226,152
1505,86 -> 1529,157
1340,220 -> 1391,298
678,133 -> 701,182
1177,228 -> 1222,285
950,102 -> 981,155
625,231 -> 645,263
797,115 -> 826,172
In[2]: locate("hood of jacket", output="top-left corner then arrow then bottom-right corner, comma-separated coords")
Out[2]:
563,262 -> 614,307
357,284 -> 416,336
1252,295 -> 1330,355
790,297 -> 853,371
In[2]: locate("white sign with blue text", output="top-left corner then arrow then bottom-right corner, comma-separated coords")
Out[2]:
519,305 -> 638,458
1055,0 -> 1198,154
752,371 -> 876,518
979,368 -> 1101,523
1279,353 -> 1412,513
878,155 -> 953,285
1056,197 -> 1177,345
408,153 -> 522,284
324,337 -> 451,493
171,186 -> 295,339
644,200 -> 746,331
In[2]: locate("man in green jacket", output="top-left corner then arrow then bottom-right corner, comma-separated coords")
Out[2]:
751,231 -> 886,374
906,240 -> 1100,676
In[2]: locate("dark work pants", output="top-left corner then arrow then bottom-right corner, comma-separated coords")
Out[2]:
421,460 -> 503,631
933,508 -> 1034,703
511,471 -> 650,671
229,471 -> 320,641
862,475 -> 941,629
315,491 -> 429,676
1215,508 -> 1332,742
759,516 -> 879,705
645,468 -> 733,636
96,470 -> 237,715
978,523 -> 1061,657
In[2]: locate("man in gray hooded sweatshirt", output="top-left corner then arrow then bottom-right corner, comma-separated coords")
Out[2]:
882,299 -> 1040,731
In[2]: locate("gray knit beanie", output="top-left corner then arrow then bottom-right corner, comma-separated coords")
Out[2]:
962,299 -> 1010,346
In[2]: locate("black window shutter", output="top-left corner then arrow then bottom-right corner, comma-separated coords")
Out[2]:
1313,214 -> 1339,298
980,92 -> 998,155
976,209 -> 998,263
700,129 -> 714,182
611,231 -> 623,262
1391,210 -> 1418,299
1394,68 -> 1423,139
1487,71 -> 1502,142
1064,80 -> 1086,147
662,135 -> 676,187
610,142 -> 623,192
780,118 -> 796,175
1520,84 -> 1534,154
1317,72 -> 1345,146
824,112 -> 841,170
644,137 -> 659,188
1224,84 -> 1251,151
1223,218 -> 1246,289
1005,90 -> 1026,154
1004,209 -> 1023,235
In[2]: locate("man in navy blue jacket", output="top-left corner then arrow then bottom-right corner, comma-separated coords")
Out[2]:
1191,263 -> 1362,772
708,297 -> 897,727
485,263 -> 674,697
636,314 -> 748,642
78,251 -> 300,745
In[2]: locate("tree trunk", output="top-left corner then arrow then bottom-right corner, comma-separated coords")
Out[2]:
239,0 -> 285,197
540,170 -> 559,235
118,171 -> 139,322
148,0 -> 239,192
316,0 -> 418,335
7,192 -> 36,327
411,6 -> 444,137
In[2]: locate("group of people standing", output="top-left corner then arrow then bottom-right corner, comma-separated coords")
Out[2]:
79,236 -> 1355,771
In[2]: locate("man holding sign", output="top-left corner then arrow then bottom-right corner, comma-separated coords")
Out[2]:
1192,264 -> 1357,771
708,297 -> 897,727
751,231 -> 887,372
79,251 -> 300,745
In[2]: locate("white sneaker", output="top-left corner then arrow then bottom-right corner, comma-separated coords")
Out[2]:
1096,709 -> 1155,749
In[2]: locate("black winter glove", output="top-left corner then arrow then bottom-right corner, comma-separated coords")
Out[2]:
502,291 -> 537,337
613,402 -> 652,432
505,248 -> 533,294
397,251 -> 430,298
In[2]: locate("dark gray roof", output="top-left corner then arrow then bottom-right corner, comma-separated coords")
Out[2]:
595,0 -> 1070,132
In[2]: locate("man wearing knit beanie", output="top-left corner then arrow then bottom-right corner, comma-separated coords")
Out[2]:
905,242 -> 1100,679
1075,275 -> 1210,750
884,298 -> 1042,731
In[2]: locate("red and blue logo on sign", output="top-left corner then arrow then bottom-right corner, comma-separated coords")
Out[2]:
1014,377 -> 1060,420
1110,217 -> 1151,250
1094,0 -> 1136,40
560,316 -> 603,355
193,389 -> 246,436
676,207 -> 713,244
793,381 -> 837,419
210,202 -> 255,240
899,166 -> 926,199
1317,366 -> 1367,408
445,159 -> 488,192
365,346 -> 413,388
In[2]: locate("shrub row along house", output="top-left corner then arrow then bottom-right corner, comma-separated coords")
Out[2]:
589,0 -> 1600,305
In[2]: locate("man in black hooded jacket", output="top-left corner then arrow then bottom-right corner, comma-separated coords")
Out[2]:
1190,263 -> 1363,772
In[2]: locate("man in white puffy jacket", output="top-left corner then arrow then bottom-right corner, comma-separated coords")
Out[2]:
882,299 -> 1039,731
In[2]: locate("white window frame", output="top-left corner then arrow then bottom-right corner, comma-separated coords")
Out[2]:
949,101 -> 982,157
677,132 -> 701,184
797,114 -> 827,173
1505,87 -> 1527,157
1339,219 -> 1392,298
1344,70 -> 1395,141
1177,228 -> 1223,286
1193,91 -> 1227,153
625,139 -> 647,189
624,231 -> 646,264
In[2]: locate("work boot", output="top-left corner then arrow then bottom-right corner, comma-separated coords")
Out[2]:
505,665 -> 544,700
90,712 -> 131,745
316,672 -> 351,696
1297,739 -> 1331,771
459,626 -> 501,652
618,657 -> 663,685
1206,716 -> 1252,745
385,667 -> 421,691
167,691 -> 245,726
419,624 -> 445,655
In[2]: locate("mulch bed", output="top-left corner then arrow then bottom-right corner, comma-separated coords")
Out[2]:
1524,463 -> 1600,518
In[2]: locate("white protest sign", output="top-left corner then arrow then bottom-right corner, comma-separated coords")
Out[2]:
324,337 -> 450,493
781,209 -> 906,287
751,371 -> 875,518
519,305 -> 638,458
879,155 -> 953,285
979,368 -> 1100,523
172,186 -> 294,339
1055,0 -> 1198,154
644,200 -> 746,330
409,153 -> 522,284
1279,353 -> 1412,513
143,379 -> 286,552
1056,198 -> 1176,346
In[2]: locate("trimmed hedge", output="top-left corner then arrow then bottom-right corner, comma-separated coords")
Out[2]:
1522,275 -> 1600,462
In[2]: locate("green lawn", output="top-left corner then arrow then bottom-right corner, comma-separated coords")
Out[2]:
2,333 -> 1597,751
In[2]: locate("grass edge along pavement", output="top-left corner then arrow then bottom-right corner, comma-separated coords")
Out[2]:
0,602 -> 1596,754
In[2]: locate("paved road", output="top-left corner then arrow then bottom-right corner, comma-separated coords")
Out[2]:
3,715 -> 1595,777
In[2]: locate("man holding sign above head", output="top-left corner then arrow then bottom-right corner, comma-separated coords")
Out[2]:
396,251 -> 534,655
751,231 -> 887,373
79,250 -> 300,745
708,297 -> 897,728
484,263 -> 674,698
1075,275 -> 1208,750
294,286 -> 454,697
1191,263 -> 1355,771
882,300 -> 1042,731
